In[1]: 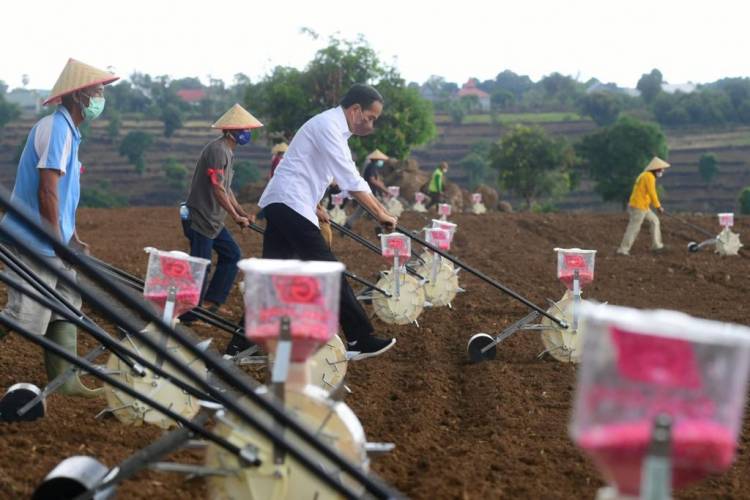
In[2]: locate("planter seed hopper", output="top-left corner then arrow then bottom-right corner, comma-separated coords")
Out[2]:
384,186 -> 404,217
471,193 -> 486,215
328,193 -> 347,226
415,225 -> 463,308
413,192 -> 428,213
438,203 -> 452,221
102,248 -> 210,429
571,303 -> 750,499
372,233 -> 427,325
467,247 -> 596,364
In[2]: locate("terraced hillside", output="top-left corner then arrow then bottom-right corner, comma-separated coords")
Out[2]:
1,113 -> 749,211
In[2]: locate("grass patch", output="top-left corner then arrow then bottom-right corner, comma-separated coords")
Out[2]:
436,112 -> 586,125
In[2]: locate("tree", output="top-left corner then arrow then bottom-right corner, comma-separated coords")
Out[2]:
107,110 -> 122,144
162,157 -> 188,189
119,130 -> 153,174
739,187 -> 750,215
0,93 -> 20,128
459,141 -> 492,189
232,160 -> 261,190
161,104 -> 183,138
494,70 -> 533,99
576,116 -> 668,207
637,69 -> 663,104
351,71 -> 436,161
490,88 -> 514,112
246,34 -> 435,157
490,125 -> 573,209
698,153 -> 719,185
578,91 -> 622,126
447,98 -> 468,125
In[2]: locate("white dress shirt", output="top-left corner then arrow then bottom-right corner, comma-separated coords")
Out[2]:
258,106 -> 372,228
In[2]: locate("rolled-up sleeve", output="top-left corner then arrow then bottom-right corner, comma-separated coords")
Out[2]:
318,126 -> 371,195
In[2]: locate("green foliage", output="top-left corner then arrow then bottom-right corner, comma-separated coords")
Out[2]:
161,104 -> 184,137
119,130 -> 153,174
351,73 -> 437,160
652,90 -> 733,127
80,181 -> 127,208
245,34 -> 435,159
459,141 -> 492,189
698,153 -> 719,185
107,110 -> 122,143
579,92 -> 622,126
448,99 -> 467,125
162,157 -> 188,189
739,187 -> 750,215
490,125 -> 573,209
0,93 -> 20,128
490,88 -> 514,112
231,160 -> 261,190
576,116 -> 668,207
637,69 -> 663,104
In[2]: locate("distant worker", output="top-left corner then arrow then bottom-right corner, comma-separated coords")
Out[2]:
344,149 -> 389,230
617,156 -> 670,256
269,142 -> 287,179
181,104 -> 262,319
258,84 -> 398,360
426,161 -> 449,209
0,58 -> 118,397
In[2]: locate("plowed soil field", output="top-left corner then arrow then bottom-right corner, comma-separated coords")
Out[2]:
1,208 -> 749,499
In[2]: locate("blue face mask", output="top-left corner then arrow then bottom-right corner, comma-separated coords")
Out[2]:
232,130 -> 252,145
375,160 -> 384,168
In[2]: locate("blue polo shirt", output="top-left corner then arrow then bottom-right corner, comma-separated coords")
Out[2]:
0,106 -> 82,256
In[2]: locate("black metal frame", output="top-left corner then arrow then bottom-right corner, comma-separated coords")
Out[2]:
0,186 -> 400,499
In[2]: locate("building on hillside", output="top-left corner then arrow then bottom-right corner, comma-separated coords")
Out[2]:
456,79 -> 491,112
5,88 -> 49,116
176,88 -> 207,106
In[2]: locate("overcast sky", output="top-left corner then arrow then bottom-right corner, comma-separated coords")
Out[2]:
2,0 -> 747,91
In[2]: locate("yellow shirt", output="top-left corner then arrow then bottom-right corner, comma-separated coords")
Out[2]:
628,172 -> 660,210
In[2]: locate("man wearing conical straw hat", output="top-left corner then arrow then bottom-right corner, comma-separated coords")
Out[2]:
344,149 -> 390,230
258,84 -> 397,360
0,58 -> 118,397
180,104 -> 262,322
617,156 -> 670,256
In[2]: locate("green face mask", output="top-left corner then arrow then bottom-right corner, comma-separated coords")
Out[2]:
82,96 -> 105,121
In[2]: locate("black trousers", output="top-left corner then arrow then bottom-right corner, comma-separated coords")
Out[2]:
262,203 -> 373,343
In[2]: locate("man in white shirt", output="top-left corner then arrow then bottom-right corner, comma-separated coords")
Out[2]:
258,84 -> 397,359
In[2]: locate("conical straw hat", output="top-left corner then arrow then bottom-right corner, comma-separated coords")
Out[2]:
212,103 -> 263,130
43,58 -> 119,105
644,156 -> 671,172
271,142 -> 288,154
366,149 -> 389,161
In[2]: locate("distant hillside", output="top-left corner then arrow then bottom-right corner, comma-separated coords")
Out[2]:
1,113 -> 749,212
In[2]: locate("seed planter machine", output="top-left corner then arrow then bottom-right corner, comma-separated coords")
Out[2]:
383,186 -> 404,217
679,212 -> 743,256
0,187 -> 401,500
467,248 -> 596,364
328,193 -> 347,226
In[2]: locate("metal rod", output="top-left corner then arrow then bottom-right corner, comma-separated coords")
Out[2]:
395,225 -> 567,328
0,250 -> 144,375
0,188 -> 398,499
329,221 -> 426,280
74,413 -> 213,500
663,211 -> 716,238
248,221 -> 407,289
0,313 -> 245,460
0,270 -> 214,403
